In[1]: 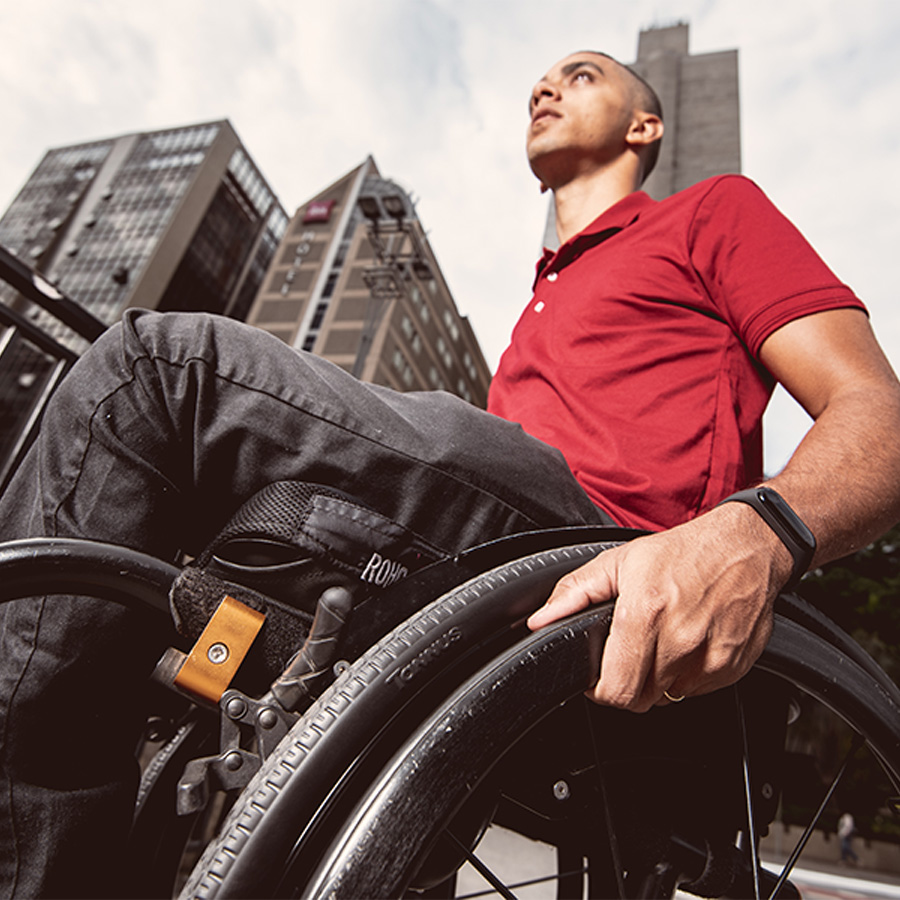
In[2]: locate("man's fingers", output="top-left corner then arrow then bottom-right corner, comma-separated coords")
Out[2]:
589,590 -> 659,710
526,548 -> 620,631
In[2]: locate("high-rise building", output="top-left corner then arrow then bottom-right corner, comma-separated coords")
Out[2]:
0,120 -> 286,489
631,22 -> 741,201
247,157 -> 492,407
0,120 -> 287,329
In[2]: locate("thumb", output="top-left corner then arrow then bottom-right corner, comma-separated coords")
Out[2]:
527,548 -> 620,631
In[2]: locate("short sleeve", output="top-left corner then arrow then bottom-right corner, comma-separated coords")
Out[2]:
687,176 -> 865,357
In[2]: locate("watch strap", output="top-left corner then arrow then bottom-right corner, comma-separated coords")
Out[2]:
717,487 -> 816,590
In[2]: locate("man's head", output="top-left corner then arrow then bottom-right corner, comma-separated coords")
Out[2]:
527,51 -> 664,191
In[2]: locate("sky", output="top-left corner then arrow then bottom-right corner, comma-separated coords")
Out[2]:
1,0 -> 899,473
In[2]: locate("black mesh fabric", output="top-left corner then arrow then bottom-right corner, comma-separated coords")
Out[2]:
169,481 -> 448,681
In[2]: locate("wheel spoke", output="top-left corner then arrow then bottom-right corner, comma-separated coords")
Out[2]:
453,864 -> 589,899
767,732 -> 865,900
583,701 -> 627,899
446,830 -> 517,900
735,687 -> 762,900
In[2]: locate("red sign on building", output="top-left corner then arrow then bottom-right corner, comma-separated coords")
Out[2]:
303,200 -> 336,224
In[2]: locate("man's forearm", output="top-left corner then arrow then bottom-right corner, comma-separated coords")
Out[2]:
761,384 -> 900,572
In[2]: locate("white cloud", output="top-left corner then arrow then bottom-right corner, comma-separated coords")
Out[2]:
2,0 -> 899,474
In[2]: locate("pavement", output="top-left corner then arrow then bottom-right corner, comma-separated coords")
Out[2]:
763,857 -> 900,900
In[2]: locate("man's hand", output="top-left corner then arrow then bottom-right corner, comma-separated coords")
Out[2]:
527,502 -> 793,711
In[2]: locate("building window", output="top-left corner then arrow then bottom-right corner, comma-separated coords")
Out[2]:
436,336 -> 452,369
310,302 -> 328,330
322,272 -> 339,299
463,351 -> 478,381
443,309 -> 460,341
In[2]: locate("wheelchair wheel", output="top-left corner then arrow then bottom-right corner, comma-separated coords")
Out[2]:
297,604 -> 900,899
180,543 -> 618,898
182,547 -> 900,900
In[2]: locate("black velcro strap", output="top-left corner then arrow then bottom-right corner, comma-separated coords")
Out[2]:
169,566 -> 313,688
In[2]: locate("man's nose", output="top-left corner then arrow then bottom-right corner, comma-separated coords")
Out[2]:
531,79 -> 560,111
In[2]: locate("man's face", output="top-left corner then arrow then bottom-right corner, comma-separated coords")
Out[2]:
527,52 -> 636,186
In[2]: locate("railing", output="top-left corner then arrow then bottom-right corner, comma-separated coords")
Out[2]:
0,245 -> 106,494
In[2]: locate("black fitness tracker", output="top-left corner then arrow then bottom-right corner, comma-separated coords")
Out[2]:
718,487 -> 816,590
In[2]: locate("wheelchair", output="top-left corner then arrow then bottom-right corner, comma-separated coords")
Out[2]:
1,481 -> 899,899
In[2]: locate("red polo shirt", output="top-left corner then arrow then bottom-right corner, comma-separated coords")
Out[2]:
488,175 -> 865,530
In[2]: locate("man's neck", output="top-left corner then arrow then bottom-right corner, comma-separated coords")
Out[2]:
552,168 -> 640,245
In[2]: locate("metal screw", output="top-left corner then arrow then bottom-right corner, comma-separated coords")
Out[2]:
207,642 -> 229,665
258,708 -> 278,730
226,697 -> 247,720
553,780 -> 570,801
224,751 -> 243,772
761,782 -> 774,801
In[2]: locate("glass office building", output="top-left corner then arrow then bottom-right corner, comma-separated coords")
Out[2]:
0,120 -> 286,327
0,120 -> 286,488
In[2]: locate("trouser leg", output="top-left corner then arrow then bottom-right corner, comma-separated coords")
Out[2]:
0,309 -> 606,897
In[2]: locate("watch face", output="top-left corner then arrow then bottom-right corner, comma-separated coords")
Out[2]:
755,488 -> 816,551
720,488 -> 816,589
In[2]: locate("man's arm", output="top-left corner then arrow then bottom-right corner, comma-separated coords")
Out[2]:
528,308 -> 900,712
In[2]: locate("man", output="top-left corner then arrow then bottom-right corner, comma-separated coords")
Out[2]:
0,50 -> 898,897
514,51 -> 900,712
838,811 -> 859,864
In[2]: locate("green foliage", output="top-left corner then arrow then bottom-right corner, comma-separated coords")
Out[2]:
797,524 -> 900,687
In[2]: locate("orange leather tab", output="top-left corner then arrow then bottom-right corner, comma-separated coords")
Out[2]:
174,595 -> 265,704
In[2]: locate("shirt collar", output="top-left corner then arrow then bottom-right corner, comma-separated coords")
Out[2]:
534,190 -> 656,285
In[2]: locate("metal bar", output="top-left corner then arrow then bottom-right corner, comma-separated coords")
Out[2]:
0,357 -> 71,495
0,303 -> 79,363
0,537 -> 178,619
0,244 -> 106,342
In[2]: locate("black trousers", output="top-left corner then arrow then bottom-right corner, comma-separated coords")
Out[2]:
0,310 -> 608,897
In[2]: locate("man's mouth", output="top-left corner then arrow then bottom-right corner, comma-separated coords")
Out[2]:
531,109 -> 560,126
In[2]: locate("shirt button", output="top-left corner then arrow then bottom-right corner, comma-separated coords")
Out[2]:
546,272 -> 558,282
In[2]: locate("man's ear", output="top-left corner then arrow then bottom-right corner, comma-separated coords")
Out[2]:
626,112 -> 664,149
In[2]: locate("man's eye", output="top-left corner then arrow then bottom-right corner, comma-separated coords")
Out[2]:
573,70 -> 592,82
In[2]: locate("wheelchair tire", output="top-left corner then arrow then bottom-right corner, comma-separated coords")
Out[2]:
299,604 -> 900,899
180,542 -> 617,898
181,542 -> 900,900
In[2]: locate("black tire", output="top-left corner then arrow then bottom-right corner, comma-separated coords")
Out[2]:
180,543 -> 618,898
300,600 -> 900,899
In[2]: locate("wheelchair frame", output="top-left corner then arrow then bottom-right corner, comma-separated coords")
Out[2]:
1,531 -> 899,899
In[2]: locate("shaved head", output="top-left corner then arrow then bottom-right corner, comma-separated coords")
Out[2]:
579,51 -> 664,181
